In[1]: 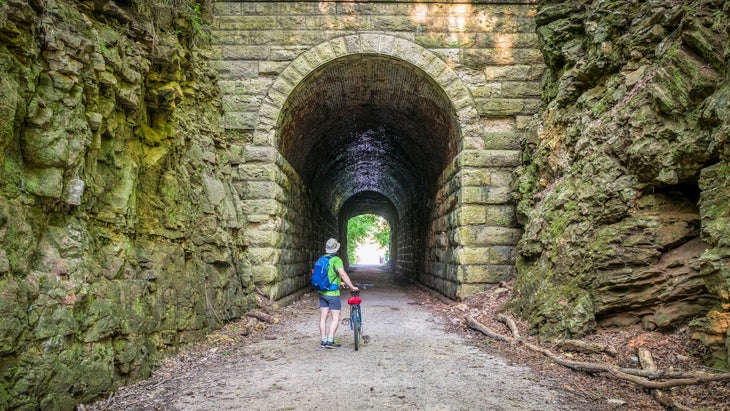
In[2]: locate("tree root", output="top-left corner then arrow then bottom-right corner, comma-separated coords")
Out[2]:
247,310 -> 279,324
464,314 -> 730,392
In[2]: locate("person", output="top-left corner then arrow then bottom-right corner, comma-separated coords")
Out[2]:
318,238 -> 358,348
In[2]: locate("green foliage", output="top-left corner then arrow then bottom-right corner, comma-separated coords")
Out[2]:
712,9 -> 728,31
132,0 -> 210,46
188,3 -> 209,44
346,214 -> 390,262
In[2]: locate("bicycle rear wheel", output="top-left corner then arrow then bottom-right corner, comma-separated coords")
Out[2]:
352,306 -> 361,351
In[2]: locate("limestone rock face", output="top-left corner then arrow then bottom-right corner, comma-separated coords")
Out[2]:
0,1 -> 253,408
512,0 -> 730,368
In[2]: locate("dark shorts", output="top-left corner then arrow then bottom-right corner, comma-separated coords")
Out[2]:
319,294 -> 341,311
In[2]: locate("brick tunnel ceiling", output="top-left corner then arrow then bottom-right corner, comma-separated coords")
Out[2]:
278,55 -> 459,217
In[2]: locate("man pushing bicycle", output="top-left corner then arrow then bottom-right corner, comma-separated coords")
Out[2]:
315,238 -> 359,348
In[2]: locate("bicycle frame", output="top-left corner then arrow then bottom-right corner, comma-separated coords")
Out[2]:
348,291 -> 364,351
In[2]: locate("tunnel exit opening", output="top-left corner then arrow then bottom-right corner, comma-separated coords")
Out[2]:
346,213 -> 391,267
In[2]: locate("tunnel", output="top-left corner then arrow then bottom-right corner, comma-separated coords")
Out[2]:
276,54 -> 460,282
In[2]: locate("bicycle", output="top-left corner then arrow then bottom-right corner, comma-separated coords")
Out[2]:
342,283 -> 372,350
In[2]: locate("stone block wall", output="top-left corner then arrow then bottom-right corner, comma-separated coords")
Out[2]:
423,150 -> 522,299
237,145 -> 325,300
212,0 -> 544,298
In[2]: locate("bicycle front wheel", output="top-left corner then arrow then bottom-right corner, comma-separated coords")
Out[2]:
352,306 -> 361,351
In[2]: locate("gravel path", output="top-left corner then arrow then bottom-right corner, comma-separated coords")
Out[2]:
89,267 -> 576,410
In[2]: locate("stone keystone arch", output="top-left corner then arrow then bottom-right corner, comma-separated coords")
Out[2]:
253,33 -> 480,149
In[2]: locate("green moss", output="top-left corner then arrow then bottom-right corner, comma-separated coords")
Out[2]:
511,262 -> 595,339
548,210 -> 570,237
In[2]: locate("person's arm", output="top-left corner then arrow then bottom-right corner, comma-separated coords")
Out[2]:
337,268 -> 359,291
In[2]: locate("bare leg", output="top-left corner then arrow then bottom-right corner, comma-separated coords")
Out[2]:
328,310 -> 341,339
319,307 -> 330,339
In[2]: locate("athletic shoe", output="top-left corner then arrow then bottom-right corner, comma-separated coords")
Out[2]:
320,341 -> 330,348
328,340 -> 341,348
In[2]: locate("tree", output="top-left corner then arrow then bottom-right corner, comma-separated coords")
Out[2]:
347,214 -> 390,262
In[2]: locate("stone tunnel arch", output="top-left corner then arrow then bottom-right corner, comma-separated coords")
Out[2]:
250,34 -> 479,296
275,49 -> 465,283
240,33 -> 521,301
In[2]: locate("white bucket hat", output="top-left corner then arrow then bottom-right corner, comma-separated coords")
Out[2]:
325,238 -> 340,253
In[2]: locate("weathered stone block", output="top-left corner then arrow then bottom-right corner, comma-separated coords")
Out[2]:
218,16 -> 277,31
221,45 -> 271,60
238,163 -> 276,181
453,226 -> 522,246
486,204 -> 517,227
457,150 -> 521,168
452,205 -> 487,225
460,168 -> 492,187
242,146 -> 277,163
481,132 -> 523,150
461,186 -> 513,204
416,33 -> 475,49
251,265 -> 279,284
459,264 -> 515,284
214,2 -> 241,16
221,78 -> 274,96
476,97 -> 541,115
371,16 -> 419,31
246,181 -> 285,201
305,15 -> 370,31
501,81 -> 543,98
224,111 -> 257,130
281,2 -> 333,15
462,48 -> 544,68
455,246 -> 516,265
472,82 -> 502,98
247,247 -> 281,265
244,229 -> 280,248
213,60 -> 258,80
241,199 -> 280,216
259,61 -> 289,76
474,33 -> 539,49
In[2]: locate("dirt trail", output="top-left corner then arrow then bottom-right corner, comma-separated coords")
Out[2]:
88,267 -> 577,411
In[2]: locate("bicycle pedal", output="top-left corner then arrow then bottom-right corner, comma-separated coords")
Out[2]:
341,319 -> 350,325
362,335 -> 370,344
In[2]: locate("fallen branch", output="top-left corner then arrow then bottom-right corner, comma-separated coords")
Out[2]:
638,347 -> 694,411
497,313 -> 521,339
465,314 -> 730,390
247,310 -> 279,324
466,315 -> 511,343
555,339 -> 618,357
